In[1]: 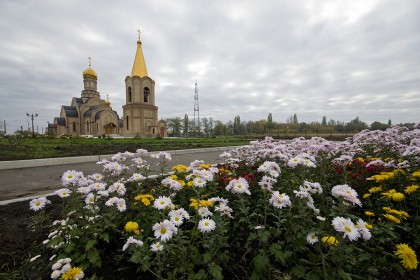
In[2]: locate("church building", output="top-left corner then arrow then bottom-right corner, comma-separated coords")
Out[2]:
48,33 -> 167,138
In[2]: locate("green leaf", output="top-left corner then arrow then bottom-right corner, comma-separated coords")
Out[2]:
253,252 -> 270,274
85,239 -> 97,251
203,252 -> 212,264
100,232 -> 109,243
338,269 -> 352,280
291,265 -> 306,278
209,264 -> 223,280
87,250 -> 101,267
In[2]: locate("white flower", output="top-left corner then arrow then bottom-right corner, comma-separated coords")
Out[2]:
85,193 -> 95,205
269,192 -> 292,209
150,242 -> 164,252
198,218 -> 216,233
331,185 -> 362,207
29,197 -> 51,211
153,196 -> 172,210
30,255 -> 41,262
356,219 -> 372,241
306,232 -> 318,245
105,197 -> 119,206
50,270 -> 61,279
55,188 -> 71,198
316,216 -> 326,221
255,225 -> 265,230
61,263 -> 71,274
169,210 -> 184,226
88,173 -> 103,182
61,170 -> 83,187
193,177 -> 207,188
122,236 -> 144,251
153,220 -> 177,242
332,217 -> 360,241
198,206 -> 213,217
226,177 -> 251,195
116,198 -> 126,212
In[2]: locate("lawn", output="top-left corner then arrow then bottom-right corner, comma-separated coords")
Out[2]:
0,136 -> 252,161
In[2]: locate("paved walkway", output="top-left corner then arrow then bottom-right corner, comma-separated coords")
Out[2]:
0,148 -> 235,203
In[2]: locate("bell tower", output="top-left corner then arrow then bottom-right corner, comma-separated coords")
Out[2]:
122,31 -> 160,137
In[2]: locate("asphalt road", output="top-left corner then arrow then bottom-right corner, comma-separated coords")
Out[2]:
0,150 -> 225,202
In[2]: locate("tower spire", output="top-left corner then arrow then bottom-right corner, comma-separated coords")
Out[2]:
131,30 -> 148,77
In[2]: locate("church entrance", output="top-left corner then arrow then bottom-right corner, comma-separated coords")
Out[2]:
104,123 -> 117,135
160,127 -> 165,137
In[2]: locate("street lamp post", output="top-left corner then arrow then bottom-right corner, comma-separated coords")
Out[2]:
26,113 -> 38,138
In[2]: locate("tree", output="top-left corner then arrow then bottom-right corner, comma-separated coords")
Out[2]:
322,116 -> 327,126
293,114 -> 298,125
202,117 -> 211,136
388,119 -> 392,127
183,114 -> 189,138
267,113 -> 273,133
213,120 -> 225,136
233,115 -> 241,135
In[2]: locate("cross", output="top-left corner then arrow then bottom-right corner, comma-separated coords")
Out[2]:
137,29 -> 141,40
106,94 -> 109,101
88,56 -> 92,67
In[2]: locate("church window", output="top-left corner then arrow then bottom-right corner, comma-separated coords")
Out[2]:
153,128 -> 155,134
73,122 -> 76,132
126,116 -> 129,129
86,121 -> 89,133
128,86 -> 132,102
144,87 -> 150,103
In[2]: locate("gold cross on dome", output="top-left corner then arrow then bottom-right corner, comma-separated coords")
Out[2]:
137,29 -> 141,40
88,56 -> 92,67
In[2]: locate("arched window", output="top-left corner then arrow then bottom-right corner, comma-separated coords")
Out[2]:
126,116 -> 129,129
128,86 -> 132,102
144,87 -> 150,103
73,122 -> 76,132
86,121 -> 89,133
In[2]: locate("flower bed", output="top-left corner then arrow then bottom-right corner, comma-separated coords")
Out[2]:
27,126 -> 419,279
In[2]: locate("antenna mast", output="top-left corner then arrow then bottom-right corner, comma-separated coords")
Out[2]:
193,81 -> 200,135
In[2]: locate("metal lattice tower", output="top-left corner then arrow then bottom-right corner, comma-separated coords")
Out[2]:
193,81 -> 200,135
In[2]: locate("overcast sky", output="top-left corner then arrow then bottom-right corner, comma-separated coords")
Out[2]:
1,0 -> 419,133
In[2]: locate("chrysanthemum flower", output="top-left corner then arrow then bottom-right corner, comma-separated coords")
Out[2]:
198,206 -> 213,217
193,177 -> 207,188
404,185 -> 419,194
383,214 -> 401,224
151,242 -> 164,252
116,198 -> 126,212
306,232 -> 318,245
88,173 -> 103,182
153,220 -> 177,242
122,236 -> 144,251
332,217 -> 360,241
269,191 -> 292,209
331,184 -> 362,207
55,188 -> 71,198
356,219 -> 372,240
364,211 -> 375,216
226,177 -> 251,195
29,197 -> 51,211
134,194 -> 154,206
321,236 -> 339,246
50,270 -> 61,279
154,196 -> 172,210
61,170 -> 83,187
198,218 -> 216,233
85,193 -> 95,205
169,210 -> 184,226
124,221 -> 140,234
60,267 -> 84,280
394,243 -> 418,270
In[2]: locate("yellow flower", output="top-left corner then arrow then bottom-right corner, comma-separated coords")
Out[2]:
391,192 -> 405,201
177,180 -> 186,187
365,211 -> 375,216
187,181 -> 194,187
405,185 -> 419,194
172,164 -> 188,172
124,221 -> 140,234
412,171 -> 420,179
387,209 -> 409,219
383,214 -> 401,224
190,198 -> 214,210
199,163 -> 212,169
383,207 -> 391,211
369,186 -> 383,193
365,222 -> 373,229
60,267 -> 84,280
363,193 -> 371,199
134,194 -> 154,206
394,243 -> 418,270
321,236 -> 339,246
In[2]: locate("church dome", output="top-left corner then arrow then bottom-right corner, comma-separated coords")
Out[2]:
83,67 -> 98,79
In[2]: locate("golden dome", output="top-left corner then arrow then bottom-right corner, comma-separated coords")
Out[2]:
83,67 -> 98,79
105,94 -> 111,105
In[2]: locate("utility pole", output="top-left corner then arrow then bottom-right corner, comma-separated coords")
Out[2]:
26,112 -> 38,138
193,81 -> 200,136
